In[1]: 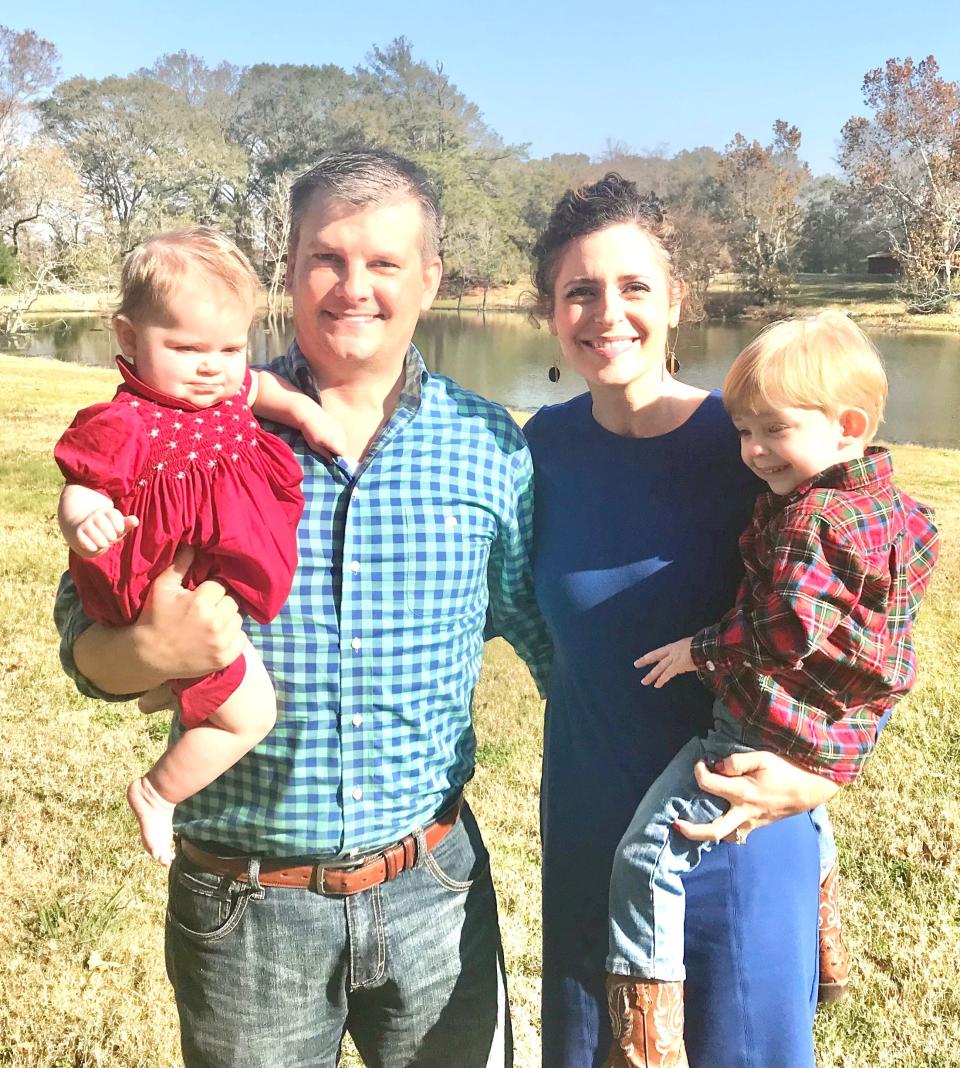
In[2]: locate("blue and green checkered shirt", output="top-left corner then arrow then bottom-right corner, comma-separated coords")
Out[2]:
56,342 -> 552,857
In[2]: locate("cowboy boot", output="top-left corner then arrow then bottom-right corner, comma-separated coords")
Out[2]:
818,863 -> 850,1003
604,974 -> 689,1068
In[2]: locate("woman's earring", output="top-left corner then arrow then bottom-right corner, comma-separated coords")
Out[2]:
548,360 -> 560,382
665,330 -> 680,376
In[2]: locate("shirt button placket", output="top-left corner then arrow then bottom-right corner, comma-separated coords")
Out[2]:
341,481 -> 367,841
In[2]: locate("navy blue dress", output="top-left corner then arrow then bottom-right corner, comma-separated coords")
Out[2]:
525,392 -> 818,1068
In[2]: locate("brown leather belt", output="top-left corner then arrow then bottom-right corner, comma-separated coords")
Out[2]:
178,794 -> 463,896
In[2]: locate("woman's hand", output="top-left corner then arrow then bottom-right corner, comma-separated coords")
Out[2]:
633,637 -> 695,687
673,750 -> 839,844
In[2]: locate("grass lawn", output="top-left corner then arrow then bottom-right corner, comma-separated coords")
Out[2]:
705,273 -> 960,333
1,353 -> 957,1067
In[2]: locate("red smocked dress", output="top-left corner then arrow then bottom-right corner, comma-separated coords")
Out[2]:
54,357 -> 305,727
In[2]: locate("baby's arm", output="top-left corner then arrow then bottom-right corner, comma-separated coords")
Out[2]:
59,484 -> 138,558
634,637 -> 696,688
250,369 -> 348,457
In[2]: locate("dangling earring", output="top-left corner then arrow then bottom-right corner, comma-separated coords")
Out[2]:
665,329 -> 681,376
548,359 -> 560,382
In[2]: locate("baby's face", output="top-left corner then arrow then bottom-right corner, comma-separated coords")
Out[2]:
118,279 -> 251,407
732,405 -> 859,495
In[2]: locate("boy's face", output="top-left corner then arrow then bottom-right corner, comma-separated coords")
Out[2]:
732,405 -> 862,495
115,275 -> 251,407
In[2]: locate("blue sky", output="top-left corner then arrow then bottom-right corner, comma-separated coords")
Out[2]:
20,0 -> 960,175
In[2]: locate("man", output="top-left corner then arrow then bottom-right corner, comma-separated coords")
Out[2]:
56,149 -> 551,1068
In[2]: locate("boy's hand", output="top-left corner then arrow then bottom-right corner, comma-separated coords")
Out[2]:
299,409 -> 349,459
634,637 -> 695,687
70,508 -> 139,557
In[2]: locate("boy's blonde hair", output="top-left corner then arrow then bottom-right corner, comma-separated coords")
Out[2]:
115,226 -> 260,322
723,311 -> 887,441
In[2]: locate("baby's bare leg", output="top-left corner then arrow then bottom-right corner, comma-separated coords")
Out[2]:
127,641 -> 276,865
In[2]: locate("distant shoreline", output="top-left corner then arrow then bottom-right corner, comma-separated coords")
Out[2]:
7,277 -> 960,334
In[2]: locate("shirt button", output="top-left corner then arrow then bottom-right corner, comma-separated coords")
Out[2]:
349,560 -> 360,574
705,660 -> 716,672
352,714 -> 363,727
351,636 -> 362,651
352,787 -> 363,801
794,659 -> 804,670
742,660 -> 751,669
444,514 -> 458,529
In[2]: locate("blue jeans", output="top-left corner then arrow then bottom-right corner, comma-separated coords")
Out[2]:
165,801 -> 511,1067
607,703 -> 835,979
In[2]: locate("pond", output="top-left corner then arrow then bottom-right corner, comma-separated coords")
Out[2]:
8,310 -> 960,448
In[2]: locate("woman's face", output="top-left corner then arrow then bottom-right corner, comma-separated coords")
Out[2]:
549,223 -> 681,390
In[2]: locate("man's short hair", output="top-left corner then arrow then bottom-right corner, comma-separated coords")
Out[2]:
723,311 -> 888,441
116,226 -> 260,322
289,149 -> 443,260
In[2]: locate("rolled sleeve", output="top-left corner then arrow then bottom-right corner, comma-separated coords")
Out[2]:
54,571 -> 140,702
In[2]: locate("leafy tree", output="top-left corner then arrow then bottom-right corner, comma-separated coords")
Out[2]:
40,75 -> 246,248
667,204 -> 730,320
350,37 -> 499,158
0,139 -> 83,253
716,121 -> 809,303
230,62 -> 354,197
796,176 -> 882,274
0,239 -> 15,285
138,50 -> 240,113
839,55 -> 960,311
0,25 -> 59,184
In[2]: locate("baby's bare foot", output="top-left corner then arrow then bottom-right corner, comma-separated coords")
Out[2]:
138,684 -> 176,715
127,776 -> 176,865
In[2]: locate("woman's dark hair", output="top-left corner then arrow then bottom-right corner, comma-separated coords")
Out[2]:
531,172 -> 681,317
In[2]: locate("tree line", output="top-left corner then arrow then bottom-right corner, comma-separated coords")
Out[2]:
2,26 -> 959,318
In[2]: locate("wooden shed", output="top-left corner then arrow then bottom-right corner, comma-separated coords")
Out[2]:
866,253 -> 901,275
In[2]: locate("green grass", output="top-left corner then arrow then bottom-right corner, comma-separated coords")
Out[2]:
1,353 -> 957,1066
705,272 -> 960,332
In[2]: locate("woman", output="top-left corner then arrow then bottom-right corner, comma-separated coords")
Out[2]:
525,174 -> 836,1068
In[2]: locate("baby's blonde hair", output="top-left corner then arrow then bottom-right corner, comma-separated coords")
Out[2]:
723,311 -> 887,441
115,226 -> 260,322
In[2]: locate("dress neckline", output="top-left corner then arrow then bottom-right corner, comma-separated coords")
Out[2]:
586,389 -> 719,444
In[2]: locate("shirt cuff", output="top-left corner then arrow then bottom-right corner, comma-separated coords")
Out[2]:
690,624 -> 725,681
54,571 -> 141,703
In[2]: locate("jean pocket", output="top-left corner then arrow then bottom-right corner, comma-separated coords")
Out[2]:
421,814 -> 490,893
166,857 -> 253,943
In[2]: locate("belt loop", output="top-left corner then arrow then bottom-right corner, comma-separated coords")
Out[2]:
245,856 -> 265,899
413,827 -> 428,869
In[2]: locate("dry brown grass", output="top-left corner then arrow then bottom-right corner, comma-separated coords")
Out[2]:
1,354 -> 956,1067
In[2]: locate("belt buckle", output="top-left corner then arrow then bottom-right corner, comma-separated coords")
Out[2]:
316,866 -> 350,896
315,857 -> 368,896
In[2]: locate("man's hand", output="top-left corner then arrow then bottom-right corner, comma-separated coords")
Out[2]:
673,750 -> 840,844
74,546 -> 247,695
134,546 -> 246,679
634,637 -> 695,687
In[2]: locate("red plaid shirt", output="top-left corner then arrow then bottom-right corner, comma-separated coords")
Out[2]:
690,447 -> 939,784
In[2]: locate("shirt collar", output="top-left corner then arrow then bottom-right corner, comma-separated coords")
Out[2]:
279,339 -> 428,411
114,355 -> 222,412
760,445 -> 893,513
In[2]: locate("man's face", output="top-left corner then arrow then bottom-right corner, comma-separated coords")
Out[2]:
285,192 -> 442,382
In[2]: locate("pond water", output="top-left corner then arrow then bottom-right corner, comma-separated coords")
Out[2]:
8,310 -> 960,448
